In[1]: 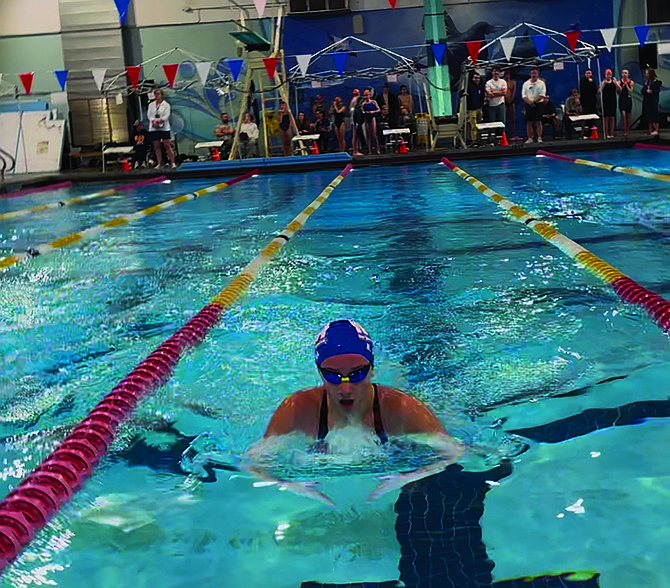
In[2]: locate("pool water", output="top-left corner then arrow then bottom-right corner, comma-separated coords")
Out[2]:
1,148 -> 670,587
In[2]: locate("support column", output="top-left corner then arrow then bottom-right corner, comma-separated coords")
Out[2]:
423,0 -> 452,116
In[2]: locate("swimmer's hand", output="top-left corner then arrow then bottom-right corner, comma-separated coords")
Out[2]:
367,461 -> 449,502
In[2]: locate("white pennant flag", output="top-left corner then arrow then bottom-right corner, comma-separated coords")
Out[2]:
295,54 -> 311,77
600,28 -> 617,51
500,37 -> 516,61
91,68 -> 107,92
196,61 -> 212,86
0,73 -> 3,86
253,0 -> 267,17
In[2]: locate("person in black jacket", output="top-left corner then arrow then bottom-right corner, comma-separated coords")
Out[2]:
642,67 -> 663,136
466,72 -> 485,144
579,69 -> 598,115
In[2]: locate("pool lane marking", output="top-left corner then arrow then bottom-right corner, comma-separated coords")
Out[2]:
0,172 -> 254,271
1,181 -> 72,200
441,157 -> 670,333
634,143 -> 670,152
538,150 -> 670,183
0,164 -> 353,570
0,176 -> 166,222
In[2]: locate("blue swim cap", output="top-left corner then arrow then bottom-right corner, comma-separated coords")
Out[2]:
314,320 -> 374,366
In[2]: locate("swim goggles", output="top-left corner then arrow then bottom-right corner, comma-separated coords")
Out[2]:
319,364 -> 371,385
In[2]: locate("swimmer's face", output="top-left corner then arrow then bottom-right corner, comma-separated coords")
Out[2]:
319,353 -> 373,416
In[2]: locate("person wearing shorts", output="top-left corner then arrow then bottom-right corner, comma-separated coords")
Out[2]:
148,89 -> 176,168
522,67 -> 547,144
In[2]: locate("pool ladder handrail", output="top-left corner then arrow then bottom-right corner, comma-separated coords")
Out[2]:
0,145 -> 16,194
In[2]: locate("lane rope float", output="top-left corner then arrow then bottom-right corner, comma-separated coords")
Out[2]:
441,156 -> 670,334
0,163 -> 353,570
634,143 -> 670,152
1,181 -> 72,200
0,176 -> 166,222
537,149 -> 670,183
0,172 -> 253,271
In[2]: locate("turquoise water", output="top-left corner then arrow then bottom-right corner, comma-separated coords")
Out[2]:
1,149 -> 670,586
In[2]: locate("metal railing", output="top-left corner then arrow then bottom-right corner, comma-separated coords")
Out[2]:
0,146 -> 16,194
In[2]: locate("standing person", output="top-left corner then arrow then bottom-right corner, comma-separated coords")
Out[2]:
485,66 -> 507,126
330,96 -> 347,152
599,69 -> 619,138
349,89 -> 364,156
618,69 -> 634,138
398,84 -> 414,114
522,66 -> 547,144
238,112 -> 259,158
277,101 -> 293,157
248,319 -> 464,504
642,67 -> 662,136
312,94 -> 327,120
148,88 -> 176,169
378,83 -> 398,123
579,69 -> 598,115
361,90 -> 381,155
503,70 -> 517,138
466,72 -> 485,145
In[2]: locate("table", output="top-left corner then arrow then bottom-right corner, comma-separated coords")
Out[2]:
475,121 -> 505,143
382,128 -> 411,151
194,141 -> 226,149
292,134 -> 321,155
102,145 -> 134,172
568,114 -> 599,138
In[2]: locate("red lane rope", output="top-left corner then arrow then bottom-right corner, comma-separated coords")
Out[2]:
634,143 -> 670,152
1,182 -> 72,199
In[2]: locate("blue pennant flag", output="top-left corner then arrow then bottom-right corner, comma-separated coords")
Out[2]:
228,59 -> 243,82
54,69 -> 69,91
635,25 -> 650,47
113,0 -> 132,24
431,43 -> 446,65
532,34 -> 549,57
332,53 -> 348,75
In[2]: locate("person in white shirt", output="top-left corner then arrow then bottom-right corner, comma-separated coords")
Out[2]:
147,89 -> 176,168
521,67 -> 547,144
238,112 -> 259,159
485,66 -> 507,125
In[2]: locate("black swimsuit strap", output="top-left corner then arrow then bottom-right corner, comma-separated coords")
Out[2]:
317,385 -> 387,444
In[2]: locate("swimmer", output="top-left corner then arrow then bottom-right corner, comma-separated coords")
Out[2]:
247,319 -> 464,505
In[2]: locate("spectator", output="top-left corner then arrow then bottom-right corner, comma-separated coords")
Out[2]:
466,72 -> 485,144
522,66 -> 547,143
579,69 -> 598,115
330,96 -> 347,152
377,104 -> 392,151
396,105 -> 415,146
312,110 -> 332,153
378,83 -> 399,123
238,112 -> 259,159
618,69 -> 634,138
361,89 -> 381,155
131,120 -> 150,168
214,112 -> 234,156
148,88 -> 176,168
312,94 -> 327,120
349,88 -> 365,156
503,70 -> 518,138
541,96 -> 560,137
642,67 -> 662,136
277,101 -> 293,156
564,88 -> 583,139
485,66 -> 507,125
296,111 -> 311,135
398,84 -> 414,114
599,69 -> 619,139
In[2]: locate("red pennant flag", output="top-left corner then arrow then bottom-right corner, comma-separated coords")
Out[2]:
163,63 -> 178,88
19,72 -> 34,95
262,57 -> 279,80
466,40 -> 482,64
126,65 -> 141,89
387,0 -> 397,8
565,30 -> 580,52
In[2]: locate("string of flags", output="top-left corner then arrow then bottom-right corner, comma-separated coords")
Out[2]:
2,24 -> 667,96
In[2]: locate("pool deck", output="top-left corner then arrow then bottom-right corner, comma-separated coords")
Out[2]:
2,129 -> 669,194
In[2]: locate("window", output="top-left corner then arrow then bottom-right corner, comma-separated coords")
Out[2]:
288,0 -> 349,14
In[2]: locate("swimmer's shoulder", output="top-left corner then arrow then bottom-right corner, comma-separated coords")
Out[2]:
264,386 -> 324,438
375,384 -> 445,435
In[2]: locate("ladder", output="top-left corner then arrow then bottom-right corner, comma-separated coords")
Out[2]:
229,9 -> 300,160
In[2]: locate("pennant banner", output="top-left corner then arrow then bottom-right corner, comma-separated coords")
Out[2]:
196,61 -> 212,86
600,28 -> 617,51
332,52 -> 348,74
533,34 -> 549,57
253,0 -> 267,17
163,63 -> 178,88
54,69 -> 69,91
431,43 -> 446,66
263,57 -> 279,80
113,0 -> 132,25
500,36 -> 515,60
387,0 -> 397,8
228,59 -> 243,82
126,65 -> 140,89
565,30 -> 580,52
19,72 -> 34,96
296,54 -> 311,77
466,40 -> 482,64
635,25 -> 650,47
92,68 -> 107,92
